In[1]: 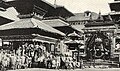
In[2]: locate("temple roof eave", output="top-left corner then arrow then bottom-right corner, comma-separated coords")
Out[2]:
83,25 -> 116,30
0,18 -> 65,36
109,1 -> 120,4
0,34 -> 58,44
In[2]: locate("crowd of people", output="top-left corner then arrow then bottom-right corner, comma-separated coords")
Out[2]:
0,43 -> 83,70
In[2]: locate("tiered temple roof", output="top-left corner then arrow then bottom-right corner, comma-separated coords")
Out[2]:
6,0 -> 74,19
0,18 -> 65,38
0,0 -> 81,42
42,19 -> 82,35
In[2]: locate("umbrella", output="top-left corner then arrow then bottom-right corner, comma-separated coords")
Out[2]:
68,31 -> 81,40
65,40 -> 83,45
65,40 -> 83,49
68,31 -> 81,38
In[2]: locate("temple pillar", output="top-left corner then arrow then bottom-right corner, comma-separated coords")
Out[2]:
110,31 -> 116,58
84,34 -> 86,54
111,36 -> 115,58
60,40 -> 65,54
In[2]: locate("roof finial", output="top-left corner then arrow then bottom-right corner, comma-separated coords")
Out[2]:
97,10 -> 102,20
99,10 -> 101,15
54,0 -> 56,6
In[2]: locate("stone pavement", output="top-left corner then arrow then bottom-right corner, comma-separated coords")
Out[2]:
7,68 -> 120,71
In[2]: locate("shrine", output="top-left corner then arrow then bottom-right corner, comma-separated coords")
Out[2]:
83,0 -> 120,64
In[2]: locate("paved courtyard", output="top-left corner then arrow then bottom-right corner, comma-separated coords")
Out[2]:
7,68 -> 120,71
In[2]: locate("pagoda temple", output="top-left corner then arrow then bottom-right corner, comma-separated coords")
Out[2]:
0,0 -> 80,55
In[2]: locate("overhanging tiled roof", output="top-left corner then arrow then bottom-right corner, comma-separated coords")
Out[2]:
42,19 -> 69,27
42,19 -> 83,34
71,25 -> 84,33
85,21 -> 115,27
0,34 -> 57,44
0,7 -> 19,21
83,26 -> 116,30
0,16 -> 13,25
0,18 -> 65,36
6,0 -> 74,17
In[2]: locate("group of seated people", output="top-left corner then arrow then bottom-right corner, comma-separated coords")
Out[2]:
0,43 -> 83,70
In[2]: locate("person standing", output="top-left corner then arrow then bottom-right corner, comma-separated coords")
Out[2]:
16,47 -> 22,56
10,52 -> 17,70
52,57 -> 56,69
80,59 -> 83,69
56,56 -> 60,69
